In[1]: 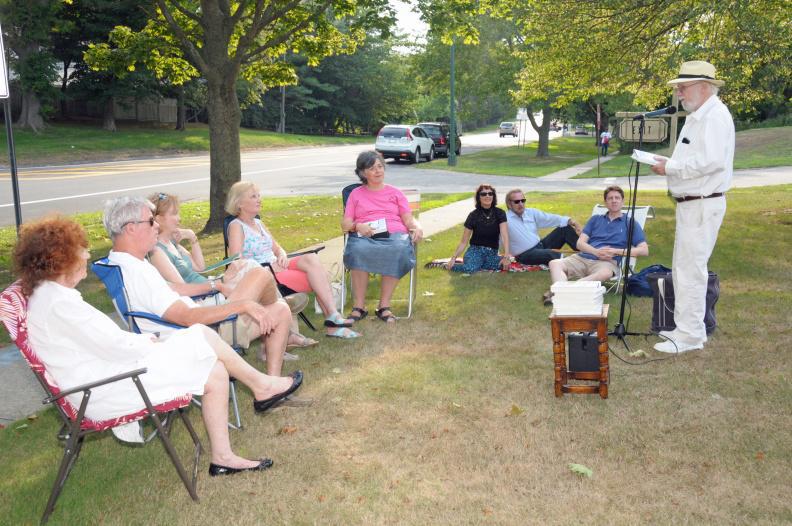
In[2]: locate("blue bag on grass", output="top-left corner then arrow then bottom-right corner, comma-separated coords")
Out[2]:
626,264 -> 671,297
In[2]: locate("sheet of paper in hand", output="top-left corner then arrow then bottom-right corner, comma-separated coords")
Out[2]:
631,149 -> 667,166
367,218 -> 387,235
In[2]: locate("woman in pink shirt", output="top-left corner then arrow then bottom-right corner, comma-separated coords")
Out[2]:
341,151 -> 423,323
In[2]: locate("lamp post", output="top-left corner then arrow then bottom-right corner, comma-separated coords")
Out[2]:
447,40 -> 457,167
0,23 -> 21,234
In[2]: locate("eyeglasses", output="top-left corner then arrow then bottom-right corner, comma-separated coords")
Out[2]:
123,217 -> 155,228
479,191 -> 494,197
511,199 -> 526,204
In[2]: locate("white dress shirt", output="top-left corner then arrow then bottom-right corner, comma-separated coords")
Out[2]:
665,94 -> 734,197
506,208 -> 569,255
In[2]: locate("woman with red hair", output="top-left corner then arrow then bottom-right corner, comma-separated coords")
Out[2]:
14,216 -> 302,476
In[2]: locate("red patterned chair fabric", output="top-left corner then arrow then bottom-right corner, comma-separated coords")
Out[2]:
0,281 -> 191,432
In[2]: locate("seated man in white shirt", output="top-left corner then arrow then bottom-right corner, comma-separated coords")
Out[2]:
505,189 -> 582,265
103,196 -> 292,376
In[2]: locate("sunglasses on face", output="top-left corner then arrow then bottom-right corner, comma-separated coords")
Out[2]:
123,216 -> 155,228
157,193 -> 168,200
511,199 -> 526,204
479,191 -> 494,197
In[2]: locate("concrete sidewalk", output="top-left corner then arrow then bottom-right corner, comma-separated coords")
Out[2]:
3,160 -> 791,424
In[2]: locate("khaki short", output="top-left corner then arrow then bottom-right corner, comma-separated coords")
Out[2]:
561,254 -> 618,280
217,313 -> 261,349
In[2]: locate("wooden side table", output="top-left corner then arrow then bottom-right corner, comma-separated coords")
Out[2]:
549,305 -> 610,399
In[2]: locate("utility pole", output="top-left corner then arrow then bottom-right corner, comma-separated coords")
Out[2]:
448,40 -> 457,167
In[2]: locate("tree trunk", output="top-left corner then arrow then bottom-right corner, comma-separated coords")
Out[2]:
102,97 -> 117,131
15,92 -> 47,132
175,85 -> 186,131
528,102 -> 552,158
203,75 -> 242,233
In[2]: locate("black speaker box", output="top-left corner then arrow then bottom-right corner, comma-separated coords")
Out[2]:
568,332 -> 599,373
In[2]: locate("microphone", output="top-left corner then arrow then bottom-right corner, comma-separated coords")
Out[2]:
633,106 -> 677,120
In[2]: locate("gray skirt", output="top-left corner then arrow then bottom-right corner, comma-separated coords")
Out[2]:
343,233 -> 416,278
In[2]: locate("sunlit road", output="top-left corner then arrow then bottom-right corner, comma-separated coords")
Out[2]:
1,127 -> 558,226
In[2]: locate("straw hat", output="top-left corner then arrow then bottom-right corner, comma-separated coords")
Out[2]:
667,60 -> 725,87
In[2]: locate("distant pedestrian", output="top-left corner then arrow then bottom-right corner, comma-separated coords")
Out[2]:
600,129 -> 612,156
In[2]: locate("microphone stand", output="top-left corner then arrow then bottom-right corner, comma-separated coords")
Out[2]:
609,115 -> 650,348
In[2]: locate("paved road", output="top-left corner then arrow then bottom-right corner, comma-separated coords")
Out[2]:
0,126 -> 557,227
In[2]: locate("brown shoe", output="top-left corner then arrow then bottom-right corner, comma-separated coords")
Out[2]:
542,290 -> 554,306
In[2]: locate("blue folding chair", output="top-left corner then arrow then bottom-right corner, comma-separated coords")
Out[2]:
92,257 -> 244,429
222,214 -> 324,331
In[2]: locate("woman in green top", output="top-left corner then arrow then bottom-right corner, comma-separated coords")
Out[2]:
148,192 -> 317,353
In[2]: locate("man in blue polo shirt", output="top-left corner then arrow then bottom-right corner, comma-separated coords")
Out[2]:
546,185 -> 649,305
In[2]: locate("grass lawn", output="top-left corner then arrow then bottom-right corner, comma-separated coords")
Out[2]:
575,126 -> 792,179
0,122 -> 373,167
1,187 -> 791,524
419,137 -> 600,178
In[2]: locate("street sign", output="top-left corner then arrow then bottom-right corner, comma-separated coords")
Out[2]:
515,108 -> 528,121
618,118 -> 668,143
0,24 -> 8,99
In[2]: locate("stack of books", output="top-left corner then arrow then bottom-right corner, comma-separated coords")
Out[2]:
551,281 -> 606,316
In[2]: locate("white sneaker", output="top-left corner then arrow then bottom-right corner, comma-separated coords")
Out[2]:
653,340 -> 703,354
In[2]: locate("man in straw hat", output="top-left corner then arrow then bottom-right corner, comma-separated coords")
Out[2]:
650,60 -> 733,353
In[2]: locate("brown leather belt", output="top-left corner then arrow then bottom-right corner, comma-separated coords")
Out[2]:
674,192 -> 724,203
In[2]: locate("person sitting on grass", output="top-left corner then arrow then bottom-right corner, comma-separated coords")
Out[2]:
446,184 -> 512,273
14,216 -> 302,476
225,181 -> 360,339
147,192 -> 317,357
505,189 -> 582,266
104,196 -> 293,376
546,185 -> 649,305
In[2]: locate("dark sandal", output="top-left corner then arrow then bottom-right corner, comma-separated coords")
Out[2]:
375,307 -> 397,323
323,312 -> 354,328
348,307 -> 368,322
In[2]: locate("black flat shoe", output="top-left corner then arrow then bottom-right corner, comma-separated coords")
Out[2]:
209,458 -> 273,476
253,371 -> 304,413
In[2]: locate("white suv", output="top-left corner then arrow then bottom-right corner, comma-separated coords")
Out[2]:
375,125 -> 435,163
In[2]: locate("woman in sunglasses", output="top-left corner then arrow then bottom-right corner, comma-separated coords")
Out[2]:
446,185 -> 512,272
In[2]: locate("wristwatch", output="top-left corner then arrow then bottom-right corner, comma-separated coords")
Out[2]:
209,279 -> 217,292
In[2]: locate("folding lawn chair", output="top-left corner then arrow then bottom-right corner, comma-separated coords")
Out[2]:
91,257 -> 244,430
0,282 -> 202,524
590,204 -> 655,293
339,183 -> 420,318
222,214 -> 324,331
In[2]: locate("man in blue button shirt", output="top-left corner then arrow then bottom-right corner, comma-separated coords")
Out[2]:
505,189 -> 582,266
547,186 -> 649,304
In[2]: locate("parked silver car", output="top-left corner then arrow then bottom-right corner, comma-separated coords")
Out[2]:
499,122 -> 517,137
375,125 -> 435,163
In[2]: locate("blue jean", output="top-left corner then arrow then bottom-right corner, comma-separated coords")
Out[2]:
451,245 -> 502,273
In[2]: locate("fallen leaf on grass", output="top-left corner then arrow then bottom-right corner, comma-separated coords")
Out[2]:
422,291 -> 435,296
627,349 -> 648,358
15,424 -> 28,431
482,508 -> 493,515
756,451 -> 765,461
507,404 -> 524,416
332,368 -> 342,374
27,414 -> 38,421
568,463 -> 593,478
279,425 -> 298,435
318,495 -> 326,502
